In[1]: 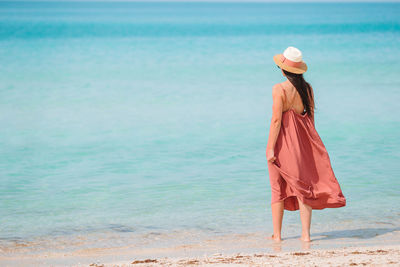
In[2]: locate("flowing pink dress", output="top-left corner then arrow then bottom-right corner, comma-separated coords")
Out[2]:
267,85 -> 346,211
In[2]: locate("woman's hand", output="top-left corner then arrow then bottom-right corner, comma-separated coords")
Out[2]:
266,148 -> 276,163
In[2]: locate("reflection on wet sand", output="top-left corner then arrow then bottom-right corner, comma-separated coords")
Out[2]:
1,227 -> 400,266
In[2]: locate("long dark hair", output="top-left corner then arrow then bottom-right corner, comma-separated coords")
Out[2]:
282,68 -> 315,119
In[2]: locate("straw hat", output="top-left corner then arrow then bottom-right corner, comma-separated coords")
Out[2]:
273,46 -> 307,74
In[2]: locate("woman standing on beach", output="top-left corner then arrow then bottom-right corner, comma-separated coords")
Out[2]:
266,47 -> 346,242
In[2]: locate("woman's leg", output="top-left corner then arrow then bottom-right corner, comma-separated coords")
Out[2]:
270,200 -> 284,241
267,162 -> 284,241
297,196 -> 312,242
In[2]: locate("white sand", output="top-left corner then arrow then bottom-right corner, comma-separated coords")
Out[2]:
115,244 -> 400,266
1,243 -> 399,266
1,230 -> 400,266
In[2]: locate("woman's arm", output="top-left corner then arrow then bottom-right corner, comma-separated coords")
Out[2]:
309,84 -> 315,126
266,84 -> 284,162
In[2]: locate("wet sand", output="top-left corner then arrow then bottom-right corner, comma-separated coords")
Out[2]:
1,229 -> 400,266
1,243 -> 399,266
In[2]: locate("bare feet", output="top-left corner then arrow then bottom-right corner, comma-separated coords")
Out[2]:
268,234 -> 282,242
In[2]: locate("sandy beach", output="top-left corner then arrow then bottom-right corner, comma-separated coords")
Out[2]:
1,243 -> 399,266
1,229 -> 399,266
126,245 -> 400,266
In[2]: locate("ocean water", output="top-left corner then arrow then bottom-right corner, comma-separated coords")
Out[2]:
1,1 -> 400,256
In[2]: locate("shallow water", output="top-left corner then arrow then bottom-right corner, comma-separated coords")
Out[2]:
0,1 -> 399,256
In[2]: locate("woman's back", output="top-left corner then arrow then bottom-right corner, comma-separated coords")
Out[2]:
280,81 -> 306,115
278,81 -> 315,125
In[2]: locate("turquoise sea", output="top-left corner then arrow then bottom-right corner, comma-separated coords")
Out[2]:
1,1 -> 400,258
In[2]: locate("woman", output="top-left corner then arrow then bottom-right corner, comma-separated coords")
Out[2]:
266,47 -> 346,242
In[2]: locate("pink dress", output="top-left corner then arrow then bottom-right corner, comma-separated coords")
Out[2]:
267,85 -> 346,211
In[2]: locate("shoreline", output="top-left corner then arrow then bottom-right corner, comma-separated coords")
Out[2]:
2,243 -> 399,266
1,229 -> 400,266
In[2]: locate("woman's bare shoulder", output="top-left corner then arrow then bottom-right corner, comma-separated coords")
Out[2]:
272,82 -> 285,92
